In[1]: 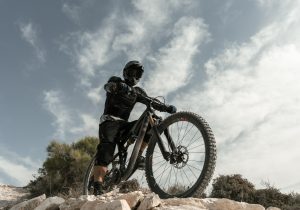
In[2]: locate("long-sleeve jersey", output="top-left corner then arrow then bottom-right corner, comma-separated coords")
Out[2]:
101,76 -> 167,121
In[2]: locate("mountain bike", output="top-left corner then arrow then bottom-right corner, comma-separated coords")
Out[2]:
83,95 -> 216,198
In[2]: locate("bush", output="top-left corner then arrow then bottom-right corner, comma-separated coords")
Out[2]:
210,174 -> 255,203
254,187 -> 292,208
210,174 -> 300,209
27,136 -> 98,197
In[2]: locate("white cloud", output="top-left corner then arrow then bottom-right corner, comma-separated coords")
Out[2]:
172,1 -> 300,191
143,17 -> 210,96
62,3 -> 81,24
43,90 -> 99,140
0,157 -> 35,186
87,85 -> 103,104
19,22 -> 46,63
43,90 -> 72,139
0,145 -> 40,186
61,0 -> 199,103
70,113 -> 98,135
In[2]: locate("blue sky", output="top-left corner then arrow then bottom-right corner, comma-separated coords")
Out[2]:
1,0 -> 300,193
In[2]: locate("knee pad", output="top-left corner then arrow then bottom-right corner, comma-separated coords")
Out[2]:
95,142 -> 116,166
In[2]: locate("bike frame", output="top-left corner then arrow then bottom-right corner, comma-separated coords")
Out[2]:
110,99 -> 177,182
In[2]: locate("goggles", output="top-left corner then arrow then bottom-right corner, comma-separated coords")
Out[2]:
127,67 -> 144,79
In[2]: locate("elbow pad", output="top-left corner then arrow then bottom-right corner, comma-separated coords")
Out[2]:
104,82 -> 118,93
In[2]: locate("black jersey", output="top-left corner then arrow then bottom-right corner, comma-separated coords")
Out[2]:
102,76 -> 164,121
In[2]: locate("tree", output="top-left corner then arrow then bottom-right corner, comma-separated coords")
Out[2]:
27,136 -> 98,197
210,174 -> 255,203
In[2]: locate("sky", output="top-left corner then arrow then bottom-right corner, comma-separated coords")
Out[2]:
0,0 -> 300,193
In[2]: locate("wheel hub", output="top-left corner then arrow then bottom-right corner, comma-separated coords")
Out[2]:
170,145 -> 189,169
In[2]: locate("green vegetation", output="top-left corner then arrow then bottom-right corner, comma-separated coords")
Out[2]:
27,137 -> 300,209
27,136 -> 98,197
210,174 -> 300,209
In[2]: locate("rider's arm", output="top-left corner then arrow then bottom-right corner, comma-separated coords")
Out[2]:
104,76 -> 132,94
135,87 -> 177,113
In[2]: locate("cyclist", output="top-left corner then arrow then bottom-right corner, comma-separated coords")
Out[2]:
93,60 -> 177,195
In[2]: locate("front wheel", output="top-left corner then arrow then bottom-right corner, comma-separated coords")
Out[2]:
145,112 -> 216,198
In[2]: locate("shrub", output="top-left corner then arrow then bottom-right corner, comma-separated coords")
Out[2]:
210,174 -> 255,203
27,136 -> 98,197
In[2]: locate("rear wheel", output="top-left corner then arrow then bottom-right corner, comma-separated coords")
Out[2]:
82,138 -> 142,195
145,111 -> 216,198
82,154 -> 123,195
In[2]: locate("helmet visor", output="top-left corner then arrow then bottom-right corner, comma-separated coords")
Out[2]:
127,67 -> 144,79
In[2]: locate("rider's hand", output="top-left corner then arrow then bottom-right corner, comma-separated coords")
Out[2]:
166,105 -> 177,114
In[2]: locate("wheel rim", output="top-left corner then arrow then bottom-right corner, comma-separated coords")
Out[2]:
150,119 -> 206,196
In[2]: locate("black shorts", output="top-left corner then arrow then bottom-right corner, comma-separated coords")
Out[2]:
95,120 -> 151,166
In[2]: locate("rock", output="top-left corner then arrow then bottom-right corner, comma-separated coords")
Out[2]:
162,197 -> 206,209
34,196 -> 65,210
59,198 -> 86,210
0,185 -> 30,209
153,205 -> 206,210
201,198 -> 265,210
119,179 -> 140,193
9,194 -> 46,210
78,195 -> 97,202
137,193 -> 161,210
266,207 -> 281,210
116,191 -> 144,209
79,200 -> 105,210
80,199 -> 130,210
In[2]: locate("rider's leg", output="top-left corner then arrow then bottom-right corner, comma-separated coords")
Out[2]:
94,121 -> 121,195
93,165 -> 107,182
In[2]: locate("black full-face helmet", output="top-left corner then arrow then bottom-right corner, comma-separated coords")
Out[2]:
123,60 -> 144,86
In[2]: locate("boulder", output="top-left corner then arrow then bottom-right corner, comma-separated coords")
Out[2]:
116,191 -> 144,209
153,205 -> 206,210
9,194 -> 46,210
162,197 -> 206,209
34,196 -> 65,210
137,193 -> 161,210
201,198 -> 265,210
59,198 -> 86,210
80,199 -> 130,210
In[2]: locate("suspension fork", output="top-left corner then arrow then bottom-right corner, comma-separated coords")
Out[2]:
149,116 -> 177,161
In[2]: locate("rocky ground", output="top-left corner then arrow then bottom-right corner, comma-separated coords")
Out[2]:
1,184 -> 281,210
0,184 -> 30,209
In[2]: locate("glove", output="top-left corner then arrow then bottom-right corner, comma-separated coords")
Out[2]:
166,105 -> 177,114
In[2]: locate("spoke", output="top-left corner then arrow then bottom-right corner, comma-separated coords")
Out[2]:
175,167 -> 179,191
178,123 -> 194,145
179,168 -> 186,187
176,122 -> 180,143
153,154 -> 163,159
163,165 -> 173,190
189,151 -> 205,154
178,120 -> 184,143
185,130 -> 202,148
152,159 -> 166,166
186,164 -> 198,180
182,168 -> 193,187
186,135 -> 203,148
153,149 -> 161,154
186,163 -> 202,171
188,143 -> 204,151
153,160 -> 167,173
158,164 -> 171,186
189,160 -> 204,163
